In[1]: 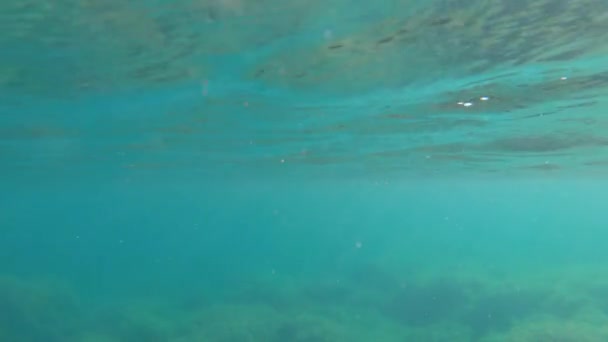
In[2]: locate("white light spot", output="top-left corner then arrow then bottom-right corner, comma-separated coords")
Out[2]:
355,241 -> 362,248
119,240 -> 124,244
280,159 -> 285,163
561,76 -> 568,80
243,101 -> 249,107
457,101 -> 464,105
463,102 -> 473,107
324,29 -> 333,40
480,96 -> 489,101
76,236 -> 80,239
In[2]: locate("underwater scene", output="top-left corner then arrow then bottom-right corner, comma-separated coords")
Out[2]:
3,0 -> 608,341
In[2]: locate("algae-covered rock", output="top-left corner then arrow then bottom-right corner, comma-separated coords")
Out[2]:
174,303 -> 282,341
403,322 -> 472,342
75,333 -> 120,342
93,301 -> 179,342
273,313 -> 346,342
0,275 -> 81,342
481,315 -> 608,342
384,278 -> 471,325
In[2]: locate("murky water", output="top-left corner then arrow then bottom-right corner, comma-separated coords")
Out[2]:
3,1 -> 608,341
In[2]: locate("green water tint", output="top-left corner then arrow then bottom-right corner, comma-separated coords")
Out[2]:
4,266 -> 608,342
3,1 -> 608,341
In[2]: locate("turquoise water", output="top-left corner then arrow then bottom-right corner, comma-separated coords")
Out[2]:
3,0 -> 608,341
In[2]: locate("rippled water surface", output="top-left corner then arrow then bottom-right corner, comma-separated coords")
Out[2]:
3,0 -> 608,177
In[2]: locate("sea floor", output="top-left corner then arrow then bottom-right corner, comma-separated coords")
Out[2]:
4,263 -> 608,342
